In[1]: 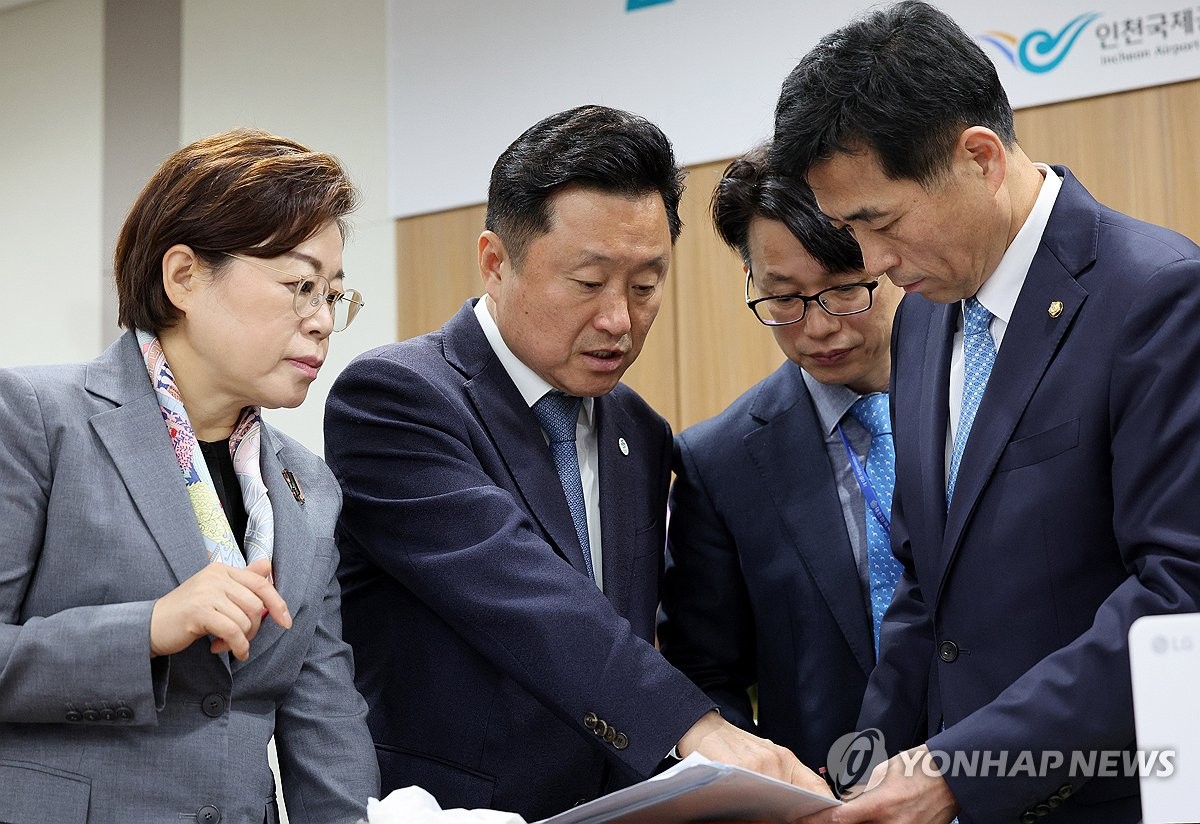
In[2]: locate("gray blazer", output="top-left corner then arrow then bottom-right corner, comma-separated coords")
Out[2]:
0,332 -> 379,823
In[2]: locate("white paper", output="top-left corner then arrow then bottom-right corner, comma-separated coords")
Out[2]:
366,786 -> 527,824
534,754 -> 840,824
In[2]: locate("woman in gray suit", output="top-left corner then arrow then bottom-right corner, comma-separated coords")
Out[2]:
0,129 -> 379,823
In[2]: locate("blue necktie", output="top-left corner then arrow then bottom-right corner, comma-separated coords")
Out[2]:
532,392 -> 594,581
947,297 -> 996,506
850,392 -> 901,658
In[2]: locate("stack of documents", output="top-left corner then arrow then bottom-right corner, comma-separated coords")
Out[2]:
535,753 -> 841,824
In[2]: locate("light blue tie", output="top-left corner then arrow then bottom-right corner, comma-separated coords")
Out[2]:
850,392 -> 901,658
532,392 -> 595,581
947,297 -> 996,506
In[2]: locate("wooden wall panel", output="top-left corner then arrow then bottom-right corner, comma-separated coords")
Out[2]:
670,160 -> 786,430
395,203 -> 487,339
1014,78 -> 1200,241
1163,80 -> 1200,243
396,79 -> 1200,435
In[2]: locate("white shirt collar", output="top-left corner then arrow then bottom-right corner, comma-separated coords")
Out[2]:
974,163 -> 1062,325
472,296 -> 595,424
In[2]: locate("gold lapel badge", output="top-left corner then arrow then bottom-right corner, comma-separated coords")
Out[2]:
281,469 -> 305,504
1048,300 -> 1064,318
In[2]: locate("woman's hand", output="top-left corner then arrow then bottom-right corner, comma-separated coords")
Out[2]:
150,558 -> 291,661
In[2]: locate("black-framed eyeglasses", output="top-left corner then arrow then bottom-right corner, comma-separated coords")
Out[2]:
745,270 -> 881,327
225,253 -> 365,332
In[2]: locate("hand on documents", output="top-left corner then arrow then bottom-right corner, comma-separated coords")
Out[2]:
795,745 -> 958,824
536,752 -> 839,823
677,711 -> 833,798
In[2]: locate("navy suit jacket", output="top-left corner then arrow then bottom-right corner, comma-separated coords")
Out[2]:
325,300 -> 713,821
864,167 -> 1200,823
659,361 -> 874,771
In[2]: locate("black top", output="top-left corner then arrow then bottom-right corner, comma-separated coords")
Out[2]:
197,439 -> 248,552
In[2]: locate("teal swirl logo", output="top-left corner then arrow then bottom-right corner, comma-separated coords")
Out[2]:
979,12 -> 1101,73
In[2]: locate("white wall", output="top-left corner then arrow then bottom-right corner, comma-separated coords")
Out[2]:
0,0 -> 395,456
181,0 -> 395,454
1,2 -> 393,816
0,0 -> 104,366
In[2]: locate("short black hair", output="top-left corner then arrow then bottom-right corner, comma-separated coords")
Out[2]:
712,144 -> 863,274
772,0 -> 1016,185
485,105 -> 684,264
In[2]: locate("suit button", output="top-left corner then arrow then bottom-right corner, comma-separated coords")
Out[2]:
1034,803 -> 1050,816
202,694 -> 227,718
594,719 -> 609,737
1058,783 -> 1073,798
1020,814 -> 1037,824
197,805 -> 221,824
583,712 -> 598,730
938,640 -> 959,662
115,706 -> 134,721
81,709 -> 99,722
65,710 -> 82,722
603,726 -> 617,744
99,708 -> 115,721
613,732 -> 629,750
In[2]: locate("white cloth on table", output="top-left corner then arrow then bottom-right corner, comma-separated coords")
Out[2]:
364,786 -> 527,824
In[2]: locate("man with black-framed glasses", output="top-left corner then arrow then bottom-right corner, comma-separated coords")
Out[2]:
659,144 -> 903,779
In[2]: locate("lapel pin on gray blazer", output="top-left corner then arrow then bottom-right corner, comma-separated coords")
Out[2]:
774,4 -> 1200,822
282,469 -> 306,504
0,130 -> 377,824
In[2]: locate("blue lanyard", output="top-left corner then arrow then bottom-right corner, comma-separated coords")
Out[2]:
837,423 -> 891,534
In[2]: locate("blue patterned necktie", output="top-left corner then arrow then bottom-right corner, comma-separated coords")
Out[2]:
849,392 -> 901,658
947,297 -> 997,506
532,392 -> 594,581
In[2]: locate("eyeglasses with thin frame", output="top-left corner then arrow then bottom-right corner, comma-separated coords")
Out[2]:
744,269 -> 882,327
225,253 -> 365,332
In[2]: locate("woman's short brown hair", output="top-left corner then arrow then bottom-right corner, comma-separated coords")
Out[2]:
113,128 -> 358,333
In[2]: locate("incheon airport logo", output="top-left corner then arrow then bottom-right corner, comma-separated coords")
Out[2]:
978,12 -> 1101,73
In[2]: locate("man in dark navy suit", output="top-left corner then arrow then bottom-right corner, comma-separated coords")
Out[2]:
326,105 -> 830,821
659,145 -> 903,775
774,3 -> 1200,823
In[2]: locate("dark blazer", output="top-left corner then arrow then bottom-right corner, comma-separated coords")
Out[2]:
325,300 -> 713,821
0,332 -> 378,824
659,361 -> 874,771
864,167 -> 1200,824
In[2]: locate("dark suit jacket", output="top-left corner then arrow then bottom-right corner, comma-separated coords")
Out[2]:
325,300 -> 713,821
864,167 -> 1200,823
659,361 -> 874,771
0,332 -> 377,824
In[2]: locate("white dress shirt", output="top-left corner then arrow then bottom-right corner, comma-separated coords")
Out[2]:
946,164 -> 1063,482
474,296 -> 604,590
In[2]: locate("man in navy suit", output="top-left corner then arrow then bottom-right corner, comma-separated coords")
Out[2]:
659,145 -> 902,775
773,3 -> 1200,823
325,106 -> 830,820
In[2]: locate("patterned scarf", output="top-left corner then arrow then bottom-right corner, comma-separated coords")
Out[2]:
136,329 -> 275,567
